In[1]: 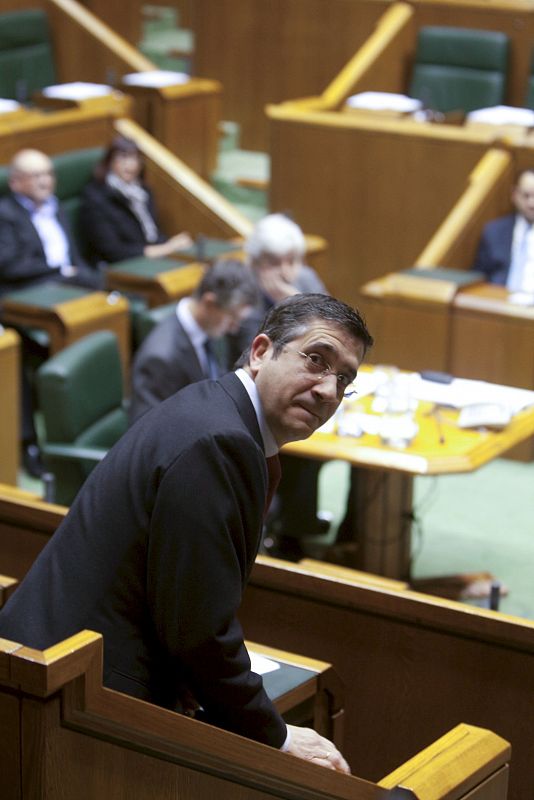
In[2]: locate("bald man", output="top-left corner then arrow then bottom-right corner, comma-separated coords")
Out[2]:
0,148 -> 100,295
0,149 -> 101,476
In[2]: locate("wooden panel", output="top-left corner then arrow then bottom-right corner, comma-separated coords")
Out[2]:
269,110 -> 492,304
241,560 -> 534,800
358,292 -> 451,372
0,693 -> 20,800
0,329 -> 20,486
192,0 -> 387,150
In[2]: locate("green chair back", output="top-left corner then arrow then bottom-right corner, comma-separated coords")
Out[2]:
409,26 -> 509,114
36,331 -> 128,505
0,9 -> 56,101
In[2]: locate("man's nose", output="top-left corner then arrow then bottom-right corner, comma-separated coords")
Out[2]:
312,373 -> 339,401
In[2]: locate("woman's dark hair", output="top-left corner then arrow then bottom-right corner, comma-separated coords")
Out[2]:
94,136 -> 145,182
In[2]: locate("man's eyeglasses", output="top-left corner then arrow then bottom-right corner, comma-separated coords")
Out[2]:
296,351 -> 357,398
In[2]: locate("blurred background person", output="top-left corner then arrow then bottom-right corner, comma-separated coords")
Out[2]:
80,135 -> 193,266
129,259 -> 257,424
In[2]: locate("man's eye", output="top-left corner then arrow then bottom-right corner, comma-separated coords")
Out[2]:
307,353 -> 326,369
337,374 -> 351,388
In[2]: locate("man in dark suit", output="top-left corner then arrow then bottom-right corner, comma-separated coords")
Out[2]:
0,293 -> 373,772
473,168 -> 534,292
129,259 -> 258,424
0,148 -> 101,295
0,149 -> 102,475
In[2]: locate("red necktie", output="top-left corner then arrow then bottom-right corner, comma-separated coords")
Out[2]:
264,454 -> 281,519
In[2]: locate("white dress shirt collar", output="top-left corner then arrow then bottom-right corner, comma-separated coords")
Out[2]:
234,368 -> 278,456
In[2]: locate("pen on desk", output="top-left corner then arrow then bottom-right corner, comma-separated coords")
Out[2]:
434,407 -> 446,445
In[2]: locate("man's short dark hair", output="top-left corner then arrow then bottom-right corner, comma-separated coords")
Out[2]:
193,259 -> 259,309
235,293 -> 373,367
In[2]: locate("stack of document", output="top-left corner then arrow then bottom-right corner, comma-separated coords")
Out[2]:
122,71 -> 190,88
0,98 -> 21,113
346,91 -> 422,114
466,105 -> 534,127
42,82 -> 113,100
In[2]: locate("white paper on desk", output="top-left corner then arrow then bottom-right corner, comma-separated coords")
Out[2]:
410,374 -> 534,414
466,105 -> 534,126
0,98 -> 21,113
346,91 -> 422,113
508,291 -> 534,306
122,70 -> 190,88
42,82 -> 113,100
249,652 -> 280,675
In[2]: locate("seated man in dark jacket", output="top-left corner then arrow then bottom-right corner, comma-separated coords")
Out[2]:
0,148 -> 102,476
129,259 -> 258,424
0,148 -> 101,295
473,168 -> 534,293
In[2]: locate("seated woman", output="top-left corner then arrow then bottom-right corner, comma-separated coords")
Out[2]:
80,136 -> 192,265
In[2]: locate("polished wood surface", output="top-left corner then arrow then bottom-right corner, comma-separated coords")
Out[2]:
106,261 -> 205,307
0,329 -> 20,485
0,0 -> 218,176
192,0 -> 387,150
266,0 -> 534,304
283,366 -> 534,576
242,557 -> 530,800
284,367 -> 534,475
123,77 -> 222,179
0,626 -> 510,799
0,291 -> 131,380
193,0 -> 534,151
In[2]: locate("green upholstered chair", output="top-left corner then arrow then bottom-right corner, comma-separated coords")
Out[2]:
0,9 -> 56,101
36,331 -> 128,505
409,26 -> 509,114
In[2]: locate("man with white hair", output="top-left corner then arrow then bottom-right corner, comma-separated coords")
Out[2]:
227,213 -> 329,558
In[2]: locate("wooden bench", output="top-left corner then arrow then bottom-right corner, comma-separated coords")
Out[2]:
241,555 -> 534,800
0,628 -> 510,799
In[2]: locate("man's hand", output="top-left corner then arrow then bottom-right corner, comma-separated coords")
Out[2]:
285,725 -> 350,774
257,267 -> 300,302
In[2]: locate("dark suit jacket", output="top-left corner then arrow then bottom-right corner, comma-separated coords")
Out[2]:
473,213 -> 515,285
129,313 -> 208,424
80,179 -> 166,264
0,193 -> 92,294
0,373 -> 286,747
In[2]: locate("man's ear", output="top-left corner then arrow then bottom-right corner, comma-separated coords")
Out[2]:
248,334 -> 272,376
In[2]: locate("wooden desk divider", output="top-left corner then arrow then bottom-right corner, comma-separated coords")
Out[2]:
0,284 -> 131,380
0,328 -> 20,485
105,258 -> 205,307
0,628 -> 510,800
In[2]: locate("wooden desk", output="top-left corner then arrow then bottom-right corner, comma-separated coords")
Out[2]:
0,329 -> 20,485
0,629 -> 510,800
283,367 -> 534,579
0,284 -> 131,379
241,557 -> 525,800
123,77 -> 222,180
245,641 -> 343,745
105,259 -> 205,307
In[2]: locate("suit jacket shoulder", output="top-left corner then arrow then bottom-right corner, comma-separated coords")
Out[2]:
129,314 -> 205,423
473,213 -> 515,285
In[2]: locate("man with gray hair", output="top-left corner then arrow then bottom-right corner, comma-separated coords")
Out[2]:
129,258 -> 258,423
